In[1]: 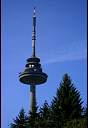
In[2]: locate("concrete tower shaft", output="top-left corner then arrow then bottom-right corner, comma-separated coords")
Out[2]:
30,84 -> 36,111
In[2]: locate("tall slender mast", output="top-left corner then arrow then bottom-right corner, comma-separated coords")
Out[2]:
19,8 -> 48,113
30,8 -> 36,112
32,7 -> 36,57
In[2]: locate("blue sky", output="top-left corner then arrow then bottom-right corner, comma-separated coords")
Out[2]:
1,0 -> 87,127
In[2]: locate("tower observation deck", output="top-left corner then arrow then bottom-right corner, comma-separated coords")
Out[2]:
19,8 -> 48,112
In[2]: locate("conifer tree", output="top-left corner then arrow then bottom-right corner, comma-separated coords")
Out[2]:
39,100 -> 51,127
28,106 -> 39,128
10,73 -> 85,128
51,73 -> 83,126
50,97 -> 63,128
39,100 -> 50,119
83,105 -> 87,118
10,108 -> 28,128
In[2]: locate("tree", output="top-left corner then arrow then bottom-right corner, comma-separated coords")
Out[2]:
10,73 -> 85,128
28,106 -> 40,128
83,105 -> 87,118
39,100 -> 52,128
64,118 -> 87,128
39,100 -> 50,119
51,73 -> 83,127
10,108 -> 28,128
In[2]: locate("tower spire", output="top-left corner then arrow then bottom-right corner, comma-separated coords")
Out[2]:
32,7 -> 36,57
33,7 -> 36,15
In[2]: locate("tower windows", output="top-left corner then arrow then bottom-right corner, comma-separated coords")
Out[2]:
32,65 -> 34,67
29,64 -> 34,68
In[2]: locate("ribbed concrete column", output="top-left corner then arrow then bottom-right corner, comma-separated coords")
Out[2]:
30,84 -> 36,112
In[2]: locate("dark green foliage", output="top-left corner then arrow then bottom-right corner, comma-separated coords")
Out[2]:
64,118 -> 87,128
50,98 -> 63,128
83,106 -> 87,118
10,74 -> 86,128
28,106 -> 40,128
53,74 -> 83,118
10,108 -> 28,128
39,100 -> 50,120
38,100 -> 52,128
51,73 -> 84,127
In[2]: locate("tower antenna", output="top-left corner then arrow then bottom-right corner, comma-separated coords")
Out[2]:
32,7 -> 36,57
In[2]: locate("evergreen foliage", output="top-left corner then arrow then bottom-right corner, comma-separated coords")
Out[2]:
28,106 -> 39,128
10,73 -> 86,128
51,74 -> 83,119
50,73 -> 84,127
64,118 -> 87,128
38,100 -> 51,128
10,108 -> 28,128
84,106 -> 87,118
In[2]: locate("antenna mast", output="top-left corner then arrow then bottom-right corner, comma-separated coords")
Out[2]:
32,7 -> 36,57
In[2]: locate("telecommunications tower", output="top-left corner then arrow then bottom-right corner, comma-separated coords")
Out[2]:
19,8 -> 48,112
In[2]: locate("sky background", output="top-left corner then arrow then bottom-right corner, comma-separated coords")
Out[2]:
1,0 -> 87,128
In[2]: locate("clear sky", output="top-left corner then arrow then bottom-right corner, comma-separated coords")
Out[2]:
1,0 -> 87,127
